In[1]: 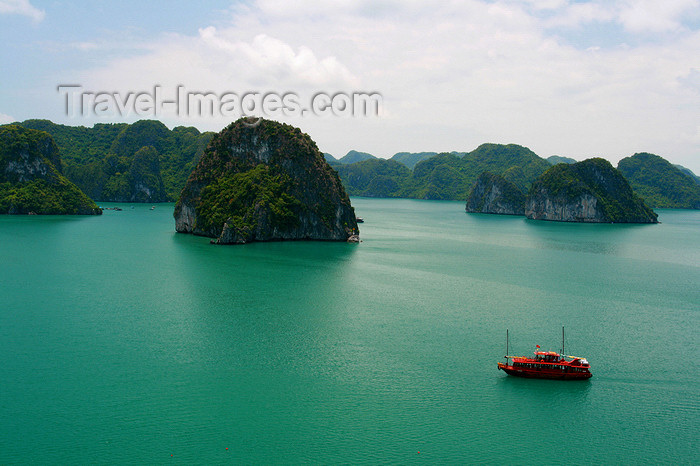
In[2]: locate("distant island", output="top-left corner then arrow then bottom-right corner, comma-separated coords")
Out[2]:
5,119 -> 699,212
333,145 -> 698,211
618,153 -> 700,209
325,150 -> 442,169
466,158 -> 658,223
334,150 -> 377,165
547,155 -> 577,165
335,143 -> 550,200
0,125 -> 101,215
388,152 -> 439,170
175,118 -> 359,244
526,158 -> 657,223
16,119 -> 213,203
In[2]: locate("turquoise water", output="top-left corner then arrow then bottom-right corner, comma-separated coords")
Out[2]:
1,199 -> 698,464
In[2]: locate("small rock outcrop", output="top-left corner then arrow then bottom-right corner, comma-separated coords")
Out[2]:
525,158 -> 657,223
466,171 -> 525,215
174,118 -> 359,244
0,125 -> 101,215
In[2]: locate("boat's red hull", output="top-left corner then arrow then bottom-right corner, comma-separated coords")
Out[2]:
497,362 -> 592,380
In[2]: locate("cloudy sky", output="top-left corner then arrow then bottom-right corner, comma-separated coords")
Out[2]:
1,0 -> 700,172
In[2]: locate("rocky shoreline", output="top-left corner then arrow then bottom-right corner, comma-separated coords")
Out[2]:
467,158 -> 658,224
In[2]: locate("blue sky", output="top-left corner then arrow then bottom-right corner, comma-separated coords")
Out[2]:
2,0 -> 700,172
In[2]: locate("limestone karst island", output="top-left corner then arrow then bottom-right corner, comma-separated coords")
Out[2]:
0,125 -> 101,215
466,158 -> 659,223
174,118 -> 359,244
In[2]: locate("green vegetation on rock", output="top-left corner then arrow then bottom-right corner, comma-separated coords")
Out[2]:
196,164 -> 302,238
338,150 -> 376,164
466,172 -> 526,215
617,153 -> 700,209
323,153 -> 338,164
335,143 -> 550,200
547,155 -> 577,165
674,165 -> 700,184
404,153 -> 465,199
527,158 -> 657,223
334,158 -> 411,197
389,151 -> 438,169
175,118 -> 358,244
465,144 -> 550,182
0,125 -> 101,215
18,119 -> 213,202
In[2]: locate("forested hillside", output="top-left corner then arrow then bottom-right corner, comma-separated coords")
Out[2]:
18,119 -> 214,202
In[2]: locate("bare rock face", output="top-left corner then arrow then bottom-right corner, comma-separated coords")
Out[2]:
466,172 -> 525,215
174,118 -> 359,244
524,158 -> 657,223
525,190 -> 605,221
2,126 -> 62,183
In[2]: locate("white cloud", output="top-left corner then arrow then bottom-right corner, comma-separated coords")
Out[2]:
510,0 -> 568,11
0,112 -> 16,124
617,0 -> 700,33
0,0 -> 44,22
511,0 -> 700,35
536,0 -> 700,33
58,0 -> 700,170
198,28 -> 357,87
542,1 -> 616,29
679,67 -> 700,93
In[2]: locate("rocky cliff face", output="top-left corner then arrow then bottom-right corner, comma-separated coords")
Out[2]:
129,146 -> 166,202
525,189 -> 605,221
466,172 -> 525,215
174,118 -> 358,244
2,126 -> 62,183
0,125 -> 101,215
525,158 -> 657,223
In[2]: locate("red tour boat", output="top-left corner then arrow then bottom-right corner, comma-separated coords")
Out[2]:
497,327 -> 592,380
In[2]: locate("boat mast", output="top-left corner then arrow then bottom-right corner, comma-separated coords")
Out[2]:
561,326 -> 565,355
505,329 -> 509,360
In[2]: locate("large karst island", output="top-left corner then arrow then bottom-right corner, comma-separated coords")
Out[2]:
0,125 -> 101,215
466,158 -> 658,223
174,118 -> 359,244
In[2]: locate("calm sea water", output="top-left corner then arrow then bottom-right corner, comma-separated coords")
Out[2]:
1,199 -> 698,464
